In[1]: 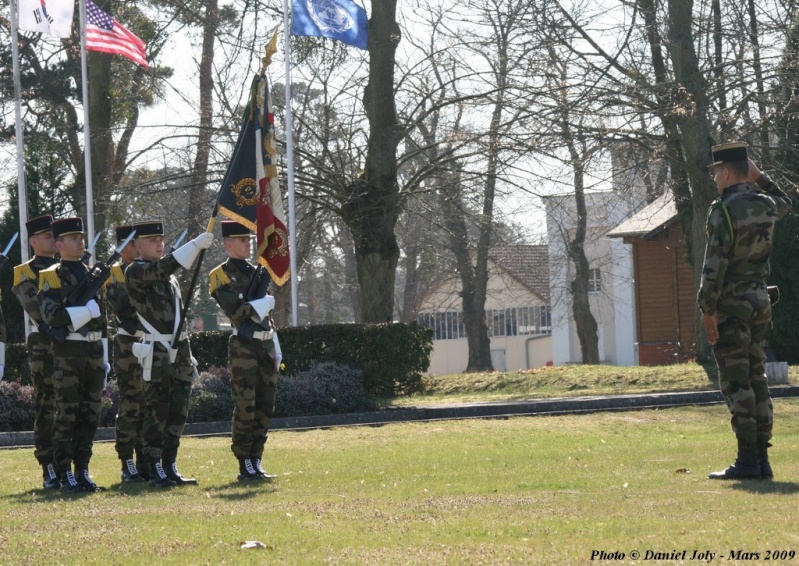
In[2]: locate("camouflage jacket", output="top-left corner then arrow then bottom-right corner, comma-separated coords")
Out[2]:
209,258 -> 271,331
12,255 -> 58,332
38,261 -> 109,336
106,260 -> 140,336
698,173 -> 792,315
124,255 -> 184,336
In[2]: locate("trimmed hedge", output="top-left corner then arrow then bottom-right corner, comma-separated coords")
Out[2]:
275,361 -> 376,417
185,362 -> 378,424
0,381 -> 35,432
191,322 -> 433,397
2,343 -> 30,386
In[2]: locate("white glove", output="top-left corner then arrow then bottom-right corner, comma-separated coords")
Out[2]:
173,232 -> 214,269
66,306 -> 92,330
248,295 -> 275,321
193,231 -> 214,250
102,338 -> 110,387
191,355 -> 199,381
273,331 -> 282,373
86,299 -> 101,318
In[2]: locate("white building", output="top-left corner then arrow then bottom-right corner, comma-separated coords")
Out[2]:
416,246 -> 552,375
543,191 -> 643,366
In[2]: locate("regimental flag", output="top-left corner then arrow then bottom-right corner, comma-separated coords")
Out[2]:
18,0 -> 75,38
85,0 -> 148,68
217,44 -> 290,286
291,0 -> 368,50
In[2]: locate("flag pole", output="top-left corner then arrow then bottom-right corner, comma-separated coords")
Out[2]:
169,209 -> 219,351
282,0 -> 298,326
10,0 -> 31,338
78,0 -> 96,260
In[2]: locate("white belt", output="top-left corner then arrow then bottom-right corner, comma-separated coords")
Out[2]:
66,331 -> 103,342
143,332 -> 188,343
117,328 -> 144,338
231,328 -> 273,341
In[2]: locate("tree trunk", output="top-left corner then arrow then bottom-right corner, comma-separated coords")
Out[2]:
566,148 -> 600,364
438,169 -> 493,372
344,0 -> 402,323
747,0 -> 770,162
188,0 -> 218,237
667,0 -> 717,362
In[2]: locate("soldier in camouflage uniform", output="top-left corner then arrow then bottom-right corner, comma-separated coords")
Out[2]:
106,225 -> 148,482
698,142 -> 792,480
210,221 -> 282,481
125,220 -> 213,487
11,214 -> 60,489
38,217 -> 110,493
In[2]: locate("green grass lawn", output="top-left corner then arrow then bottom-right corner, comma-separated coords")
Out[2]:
3,399 -> 799,564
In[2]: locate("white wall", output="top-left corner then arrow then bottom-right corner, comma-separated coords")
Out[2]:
545,191 -> 642,365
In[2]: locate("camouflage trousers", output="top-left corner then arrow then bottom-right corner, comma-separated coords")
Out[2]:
229,335 -> 278,460
114,334 -> 144,461
141,340 -> 193,462
27,332 -> 55,466
52,340 -> 104,472
714,284 -> 773,444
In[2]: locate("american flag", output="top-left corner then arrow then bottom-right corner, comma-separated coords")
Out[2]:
85,0 -> 148,68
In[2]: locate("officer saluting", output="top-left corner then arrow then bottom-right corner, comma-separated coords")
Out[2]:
125,221 -> 213,487
699,142 -> 792,480
11,215 -> 60,489
210,221 -> 282,481
38,217 -> 109,493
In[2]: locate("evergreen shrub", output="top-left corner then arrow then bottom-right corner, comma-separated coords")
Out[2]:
0,381 -> 35,432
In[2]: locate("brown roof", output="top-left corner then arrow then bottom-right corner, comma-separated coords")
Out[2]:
489,245 -> 550,302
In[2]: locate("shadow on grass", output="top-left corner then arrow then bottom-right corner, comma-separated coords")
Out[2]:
209,480 -> 278,500
1,487 -> 93,502
729,480 -> 799,494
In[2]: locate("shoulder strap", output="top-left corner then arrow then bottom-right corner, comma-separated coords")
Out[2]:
13,263 -> 37,287
109,264 -> 126,285
38,264 -> 61,292
209,263 -> 231,294
717,201 -> 736,248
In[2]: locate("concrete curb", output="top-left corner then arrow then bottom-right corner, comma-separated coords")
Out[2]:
3,385 -> 798,448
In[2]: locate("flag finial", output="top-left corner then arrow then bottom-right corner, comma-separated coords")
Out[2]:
261,27 -> 280,73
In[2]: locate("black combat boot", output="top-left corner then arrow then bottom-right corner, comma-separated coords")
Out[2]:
708,437 -> 762,480
252,457 -> 276,480
121,458 -> 144,482
42,462 -> 60,490
163,459 -> 198,485
75,467 -> 102,492
59,469 -> 87,494
148,460 -> 176,488
237,458 -> 263,481
136,450 -> 150,481
758,438 -> 773,479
